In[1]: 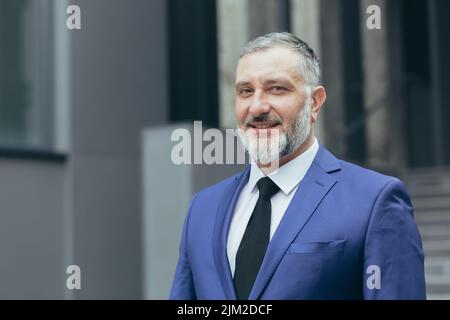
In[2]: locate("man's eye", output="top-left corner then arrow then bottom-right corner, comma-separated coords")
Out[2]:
239,88 -> 253,96
270,86 -> 286,93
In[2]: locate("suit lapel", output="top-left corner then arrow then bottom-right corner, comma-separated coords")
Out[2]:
249,145 -> 341,300
212,166 -> 250,300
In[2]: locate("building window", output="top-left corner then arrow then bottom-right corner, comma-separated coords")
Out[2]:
0,0 -> 54,151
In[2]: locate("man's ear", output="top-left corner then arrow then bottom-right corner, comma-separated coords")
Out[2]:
310,86 -> 326,123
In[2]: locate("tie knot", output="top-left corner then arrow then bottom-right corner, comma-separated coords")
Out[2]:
256,177 -> 280,200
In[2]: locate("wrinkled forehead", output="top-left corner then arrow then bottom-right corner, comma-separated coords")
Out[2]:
236,47 -> 303,84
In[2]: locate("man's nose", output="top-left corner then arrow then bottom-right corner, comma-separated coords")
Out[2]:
248,90 -> 270,116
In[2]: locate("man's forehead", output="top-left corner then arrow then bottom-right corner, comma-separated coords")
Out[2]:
236,47 -> 302,83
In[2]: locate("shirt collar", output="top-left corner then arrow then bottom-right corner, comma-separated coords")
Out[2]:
247,137 -> 319,195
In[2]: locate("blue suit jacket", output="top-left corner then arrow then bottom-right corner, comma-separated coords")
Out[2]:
170,145 -> 426,299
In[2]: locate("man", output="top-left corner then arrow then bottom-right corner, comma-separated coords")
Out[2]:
170,32 -> 426,299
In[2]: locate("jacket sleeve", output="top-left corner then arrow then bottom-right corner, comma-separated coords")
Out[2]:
169,194 -> 197,300
363,178 -> 426,299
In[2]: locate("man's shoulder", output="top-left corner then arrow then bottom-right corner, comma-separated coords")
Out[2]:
336,158 -> 406,194
315,144 -> 401,188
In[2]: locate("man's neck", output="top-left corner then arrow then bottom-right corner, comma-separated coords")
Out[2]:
258,133 -> 315,175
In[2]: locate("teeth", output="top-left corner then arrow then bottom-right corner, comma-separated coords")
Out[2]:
253,123 -> 277,129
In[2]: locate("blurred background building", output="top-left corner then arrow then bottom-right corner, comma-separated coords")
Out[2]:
0,0 -> 449,299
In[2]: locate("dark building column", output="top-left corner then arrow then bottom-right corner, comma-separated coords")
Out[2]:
169,0 -> 219,128
429,0 -> 450,166
320,0 -> 346,157
320,0 -> 365,162
0,0 -> 28,145
247,0 -> 292,37
360,0 -> 407,171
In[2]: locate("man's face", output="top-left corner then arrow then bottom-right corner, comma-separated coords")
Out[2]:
235,47 -> 312,164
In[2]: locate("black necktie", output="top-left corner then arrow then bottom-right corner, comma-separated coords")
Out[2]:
233,177 -> 280,300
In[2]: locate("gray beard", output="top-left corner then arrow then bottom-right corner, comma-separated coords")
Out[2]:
238,97 -> 312,165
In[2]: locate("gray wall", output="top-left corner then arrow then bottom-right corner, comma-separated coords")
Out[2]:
0,0 -> 168,299
69,0 -> 167,299
0,159 -> 65,299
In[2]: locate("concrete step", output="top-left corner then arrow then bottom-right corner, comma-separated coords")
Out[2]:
423,240 -> 450,257
426,276 -> 450,285
421,235 -> 450,244
411,195 -> 450,211
410,187 -> 450,197
404,168 -> 450,181
401,171 -> 450,298
424,250 -> 450,258
415,210 -> 450,224
419,225 -> 450,238
423,240 -> 450,251
426,284 -> 450,296
404,170 -> 450,197
427,294 -> 450,300
425,257 -> 450,299
406,176 -> 450,186
425,256 -> 450,269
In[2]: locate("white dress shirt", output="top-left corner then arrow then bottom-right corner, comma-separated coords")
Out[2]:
226,137 -> 319,276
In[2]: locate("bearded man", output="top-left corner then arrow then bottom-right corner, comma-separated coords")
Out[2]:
170,32 -> 426,300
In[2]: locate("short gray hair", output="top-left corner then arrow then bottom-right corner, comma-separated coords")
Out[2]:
240,32 -> 321,92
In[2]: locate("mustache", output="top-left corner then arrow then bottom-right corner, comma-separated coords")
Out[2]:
243,113 -> 283,126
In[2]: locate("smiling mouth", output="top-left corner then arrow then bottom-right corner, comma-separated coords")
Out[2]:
248,121 -> 281,129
